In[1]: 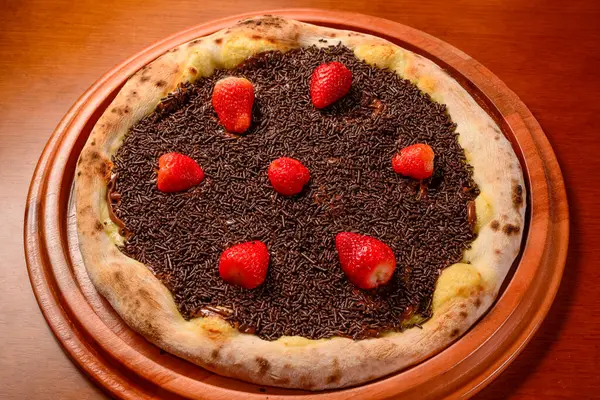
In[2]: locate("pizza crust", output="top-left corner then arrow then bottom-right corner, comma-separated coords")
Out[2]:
75,15 -> 525,390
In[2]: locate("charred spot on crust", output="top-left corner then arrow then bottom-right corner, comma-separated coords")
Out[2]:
490,220 -> 500,231
513,183 -> 524,208
142,320 -> 162,341
90,140 -> 96,146
256,357 -> 270,376
214,38 -> 223,45
97,160 -> 112,181
140,75 -> 150,83
78,205 -> 91,216
137,288 -> 155,304
450,328 -> 460,337
326,359 -> 342,384
187,38 -> 202,47
459,311 -> 468,319
95,221 -> 104,231
97,161 -> 107,176
488,122 -> 501,133
211,348 -> 220,360
77,171 -> 81,177
170,47 -> 179,53
113,270 -> 123,285
474,298 -> 482,308
503,224 -> 520,235
111,107 -> 125,116
90,152 -> 100,160
127,298 -> 142,314
240,16 -> 284,28
300,376 -> 315,389
155,80 -> 167,88
251,34 -> 261,40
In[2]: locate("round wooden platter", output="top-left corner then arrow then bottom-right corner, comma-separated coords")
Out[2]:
24,9 -> 568,400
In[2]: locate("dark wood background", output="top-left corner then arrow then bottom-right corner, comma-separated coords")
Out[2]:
1,0 -> 599,398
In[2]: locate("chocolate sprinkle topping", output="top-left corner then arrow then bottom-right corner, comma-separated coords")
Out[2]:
112,45 -> 478,340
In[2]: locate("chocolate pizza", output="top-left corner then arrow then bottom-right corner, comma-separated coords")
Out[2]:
75,16 -> 525,390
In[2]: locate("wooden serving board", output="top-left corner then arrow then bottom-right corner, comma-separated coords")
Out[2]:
24,9 -> 569,400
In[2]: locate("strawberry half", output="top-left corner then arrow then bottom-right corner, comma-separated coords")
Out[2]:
212,76 -> 255,134
268,157 -> 311,196
392,143 -> 435,180
335,232 -> 397,290
157,152 -> 204,193
310,62 -> 353,109
218,241 -> 269,289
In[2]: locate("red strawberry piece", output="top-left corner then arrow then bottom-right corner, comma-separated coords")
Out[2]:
218,241 -> 270,289
392,143 -> 435,180
335,232 -> 397,290
310,62 -> 353,109
268,157 -> 311,196
157,152 -> 204,193
212,76 -> 255,134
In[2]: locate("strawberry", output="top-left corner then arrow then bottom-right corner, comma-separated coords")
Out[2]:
310,62 -> 352,109
392,143 -> 435,180
157,152 -> 204,193
268,157 -> 311,196
212,76 -> 255,134
218,241 -> 269,289
335,232 -> 397,290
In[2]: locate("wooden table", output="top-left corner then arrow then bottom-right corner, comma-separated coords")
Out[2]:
1,0 -> 598,398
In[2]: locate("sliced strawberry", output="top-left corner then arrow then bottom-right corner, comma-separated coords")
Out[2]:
310,62 -> 352,109
392,143 -> 435,180
157,152 -> 204,193
212,76 -> 255,134
268,157 -> 310,196
335,232 -> 397,290
218,241 -> 269,289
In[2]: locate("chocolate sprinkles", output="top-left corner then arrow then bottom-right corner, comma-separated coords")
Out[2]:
112,45 -> 478,340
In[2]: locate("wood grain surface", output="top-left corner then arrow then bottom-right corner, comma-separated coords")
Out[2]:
2,0 -> 599,399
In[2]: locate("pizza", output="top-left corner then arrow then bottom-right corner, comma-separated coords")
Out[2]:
75,15 -> 526,390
